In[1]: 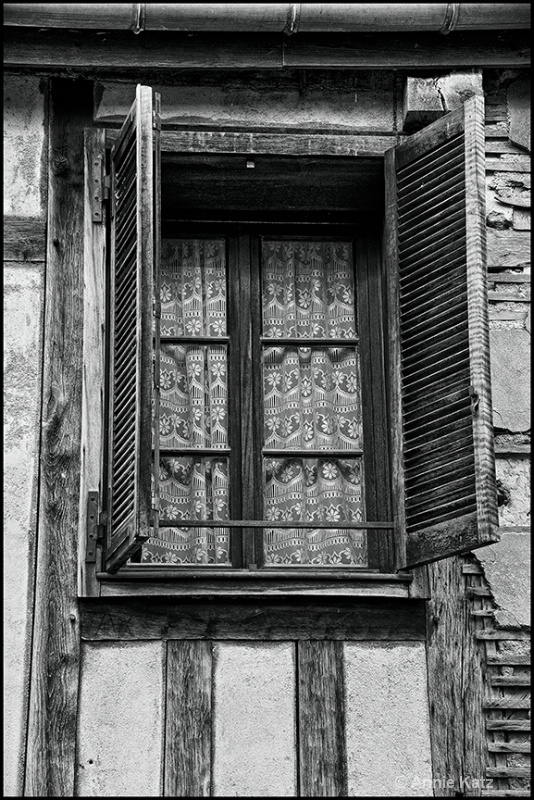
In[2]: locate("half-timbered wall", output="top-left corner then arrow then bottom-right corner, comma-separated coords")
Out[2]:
3,64 -> 530,797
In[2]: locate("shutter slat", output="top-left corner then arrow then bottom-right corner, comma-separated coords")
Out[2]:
386,97 -> 498,569
106,85 -> 160,573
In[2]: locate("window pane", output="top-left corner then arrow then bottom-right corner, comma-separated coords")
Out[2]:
262,240 -> 356,339
142,456 -> 230,565
159,344 -> 228,449
263,345 -> 362,450
263,457 -> 366,566
160,238 -> 227,337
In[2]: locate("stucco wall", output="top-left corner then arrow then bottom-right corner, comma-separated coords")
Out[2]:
75,640 -> 432,797
3,74 -> 46,798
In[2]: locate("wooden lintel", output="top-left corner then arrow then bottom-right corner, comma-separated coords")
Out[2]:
79,597 -> 427,641
4,29 -> 530,74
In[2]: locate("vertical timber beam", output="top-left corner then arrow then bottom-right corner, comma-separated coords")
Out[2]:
164,640 -> 213,796
298,640 -> 348,796
24,78 -> 94,796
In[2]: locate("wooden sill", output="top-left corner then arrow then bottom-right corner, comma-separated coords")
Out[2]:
93,567 -> 414,598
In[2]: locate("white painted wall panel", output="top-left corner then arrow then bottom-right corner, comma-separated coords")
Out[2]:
345,641 -> 432,797
76,641 -> 164,797
213,642 -> 297,797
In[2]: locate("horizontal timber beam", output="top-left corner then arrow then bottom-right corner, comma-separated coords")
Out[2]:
79,597 -> 427,640
4,29 -> 530,73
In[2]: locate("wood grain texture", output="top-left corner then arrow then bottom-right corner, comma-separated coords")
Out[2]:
487,229 -> 531,269
79,128 -> 107,596
24,78 -> 94,798
3,215 -> 46,261
356,236 -> 393,571
463,95 -> 500,545
384,146 -> 406,571
298,641 -> 347,797
5,29 -> 530,72
106,129 -> 397,158
164,640 -> 212,797
80,597 -> 426,641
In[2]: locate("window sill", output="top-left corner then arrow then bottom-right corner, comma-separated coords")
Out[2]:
93,566 -> 414,598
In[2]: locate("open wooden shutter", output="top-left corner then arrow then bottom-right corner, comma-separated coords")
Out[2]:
385,95 -> 499,570
106,85 -> 161,572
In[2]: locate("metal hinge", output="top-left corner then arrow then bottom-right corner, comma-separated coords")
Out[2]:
85,492 -> 105,562
91,156 -> 110,223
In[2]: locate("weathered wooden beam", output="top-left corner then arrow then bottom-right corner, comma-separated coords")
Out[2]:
164,641 -> 212,797
24,78 -> 94,797
79,598 -> 427,640
298,641 -> 347,797
4,29 -> 531,73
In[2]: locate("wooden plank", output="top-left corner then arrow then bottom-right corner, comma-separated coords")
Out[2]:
489,273 -> 530,283
164,641 -> 212,797
462,564 -> 483,574
24,78 -> 94,798
425,557 -> 485,795
495,444 -> 530,456
490,676 -> 531,687
464,95 -> 500,551
485,139 -> 530,155
476,630 -> 530,641
149,130 -> 396,158
468,587 -> 493,597
487,655 -> 531,666
486,156 -> 531,173
79,128 -> 107,597
356,236 -> 393,571
486,719 -> 531,731
483,698 -> 530,709
489,290 -> 530,301
80,597 -> 426,641
489,309 -> 529,321
3,215 -> 46,261
487,230 -> 530,269
4,29 -> 530,72
298,641 -> 347,797
284,32 -> 531,69
486,767 -> 531,778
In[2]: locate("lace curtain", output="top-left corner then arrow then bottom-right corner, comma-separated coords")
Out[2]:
140,237 -> 366,566
142,239 -> 230,564
262,240 -> 366,566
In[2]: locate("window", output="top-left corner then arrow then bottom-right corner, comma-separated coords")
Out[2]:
84,85 -> 499,581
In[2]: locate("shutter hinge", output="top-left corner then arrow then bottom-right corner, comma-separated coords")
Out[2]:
469,385 -> 480,416
85,492 -> 105,562
153,299 -> 161,319
91,156 -> 108,223
151,492 -> 160,512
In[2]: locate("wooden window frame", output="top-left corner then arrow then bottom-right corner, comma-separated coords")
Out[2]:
81,127 -> 416,598
81,98 -> 499,597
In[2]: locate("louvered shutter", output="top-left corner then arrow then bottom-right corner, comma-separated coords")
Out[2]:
385,95 -> 499,570
106,85 -> 161,572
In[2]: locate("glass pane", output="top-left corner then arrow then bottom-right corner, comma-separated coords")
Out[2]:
263,457 -> 367,566
159,344 -> 228,449
262,240 -> 356,339
142,456 -> 230,565
160,238 -> 227,337
263,345 -> 362,450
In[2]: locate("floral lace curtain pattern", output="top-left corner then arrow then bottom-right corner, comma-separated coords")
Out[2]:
262,240 -> 367,566
142,238 -> 230,565
140,236 -> 366,567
